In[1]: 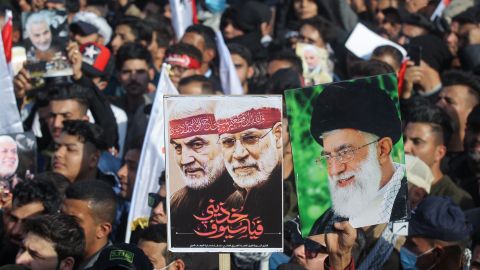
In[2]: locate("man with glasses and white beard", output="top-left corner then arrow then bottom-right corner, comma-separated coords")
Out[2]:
214,99 -> 283,240
168,100 -> 235,235
309,80 -> 408,228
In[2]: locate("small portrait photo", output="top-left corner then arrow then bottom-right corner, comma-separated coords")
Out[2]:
295,42 -> 333,86
0,132 -> 37,182
22,10 -> 72,79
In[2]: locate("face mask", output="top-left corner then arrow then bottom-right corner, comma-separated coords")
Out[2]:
400,247 -> 436,270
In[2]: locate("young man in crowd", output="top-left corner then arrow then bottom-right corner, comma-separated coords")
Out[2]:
16,213 -> 85,270
61,180 -> 117,269
163,43 -> 203,88
53,120 -> 114,185
404,103 -> 474,209
0,180 -> 60,266
228,43 -> 254,94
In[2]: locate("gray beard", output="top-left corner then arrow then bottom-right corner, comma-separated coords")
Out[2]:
328,144 -> 382,218
183,154 -> 225,190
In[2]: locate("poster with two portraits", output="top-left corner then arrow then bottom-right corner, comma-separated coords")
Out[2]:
165,96 -> 284,252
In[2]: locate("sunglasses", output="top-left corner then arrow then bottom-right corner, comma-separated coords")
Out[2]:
304,238 -> 327,259
148,193 -> 166,211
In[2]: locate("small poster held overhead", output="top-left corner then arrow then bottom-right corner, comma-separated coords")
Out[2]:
285,73 -> 407,234
21,10 -> 72,88
164,95 -> 283,252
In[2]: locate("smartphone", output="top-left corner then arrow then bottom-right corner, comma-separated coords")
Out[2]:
408,45 -> 422,66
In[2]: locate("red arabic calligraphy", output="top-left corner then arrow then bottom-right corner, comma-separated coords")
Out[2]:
193,199 -> 264,239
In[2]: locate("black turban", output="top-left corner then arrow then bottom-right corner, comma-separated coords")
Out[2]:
310,79 -> 401,146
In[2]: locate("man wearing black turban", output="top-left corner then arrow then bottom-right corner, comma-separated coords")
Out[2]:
310,79 -> 408,227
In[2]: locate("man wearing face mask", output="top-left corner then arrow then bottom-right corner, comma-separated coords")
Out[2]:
400,196 -> 472,270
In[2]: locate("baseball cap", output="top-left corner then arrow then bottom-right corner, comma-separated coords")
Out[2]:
71,11 -> 112,44
405,154 -> 434,194
89,243 -> 153,270
80,42 -> 114,78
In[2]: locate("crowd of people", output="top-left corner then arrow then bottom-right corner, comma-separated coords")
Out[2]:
0,0 -> 478,269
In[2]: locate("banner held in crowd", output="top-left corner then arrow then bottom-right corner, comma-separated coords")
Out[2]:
165,95 -> 283,252
126,64 -> 179,242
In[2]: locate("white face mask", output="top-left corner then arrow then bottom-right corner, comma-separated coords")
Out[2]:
156,261 -> 175,270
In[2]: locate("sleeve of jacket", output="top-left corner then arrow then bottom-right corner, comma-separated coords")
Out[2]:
74,76 -> 119,150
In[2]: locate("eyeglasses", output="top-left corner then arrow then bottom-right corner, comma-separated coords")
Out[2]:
167,65 -> 189,76
304,238 -> 327,259
148,192 -> 166,211
316,139 -> 379,165
218,128 -> 273,150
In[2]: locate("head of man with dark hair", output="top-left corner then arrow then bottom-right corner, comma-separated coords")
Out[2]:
228,43 -> 254,94
376,7 -> 402,41
178,75 -> 215,95
16,213 -> 85,270
297,16 -> 334,49
116,42 -> 154,116
181,24 -> 217,77
46,84 -> 90,139
3,179 -> 60,247
110,17 -> 151,55
164,43 -> 203,88
404,103 -> 474,209
165,252 -> 193,270
34,171 -> 71,197
137,224 -> 168,269
53,120 -> 107,183
437,70 -> 480,152
371,45 -> 403,73
61,180 -> 116,269
143,15 -> 174,71
267,50 -> 303,77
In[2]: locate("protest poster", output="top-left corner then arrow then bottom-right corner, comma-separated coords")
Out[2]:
285,73 -> 407,235
165,95 -> 283,252
21,10 -> 72,88
295,42 -> 333,86
0,132 -> 37,196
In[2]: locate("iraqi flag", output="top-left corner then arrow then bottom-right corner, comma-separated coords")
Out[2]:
170,0 -> 197,40
0,9 -> 22,134
125,64 -> 179,242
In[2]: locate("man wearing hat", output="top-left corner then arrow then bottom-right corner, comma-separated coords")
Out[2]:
168,100 -> 235,239
215,98 -> 283,239
400,196 -> 472,270
310,80 -> 407,227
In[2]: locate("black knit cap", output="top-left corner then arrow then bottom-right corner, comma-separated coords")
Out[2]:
310,78 -> 401,146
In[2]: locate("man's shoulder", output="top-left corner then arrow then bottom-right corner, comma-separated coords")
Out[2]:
432,175 -> 474,209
